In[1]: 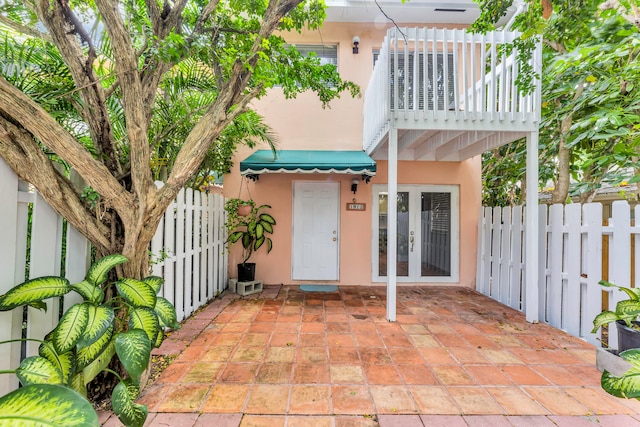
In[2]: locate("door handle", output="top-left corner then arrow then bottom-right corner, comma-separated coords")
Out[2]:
409,234 -> 414,252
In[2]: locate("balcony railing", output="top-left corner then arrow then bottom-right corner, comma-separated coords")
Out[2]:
363,27 -> 542,154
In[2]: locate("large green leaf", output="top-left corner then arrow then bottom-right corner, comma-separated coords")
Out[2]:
16,356 -> 63,386
155,296 -> 179,329
616,300 -> 640,319
0,384 -> 99,426
70,372 -> 86,396
115,329 -> 152,382
83,339 -> 116,385
77,304 -> 114,349
0,276 -> 70,311
39,342 -> 75,385
71,280 -> 104,304
51,303 -> 90,354
77,324 -> 114,369
592,310 -> 620,333
129,307 -> 161,342
143,276 -> 164,295
112,380 -> 148,427
85,254 -> 128,287
116,278 -> 157,308
601,349 -> 640,399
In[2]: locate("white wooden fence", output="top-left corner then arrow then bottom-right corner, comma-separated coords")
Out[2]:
477,201 -> 639,349
0,159 -> 227,394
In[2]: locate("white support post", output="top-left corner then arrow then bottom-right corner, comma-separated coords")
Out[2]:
387,127 -> 398,321
525,131 -> 539,323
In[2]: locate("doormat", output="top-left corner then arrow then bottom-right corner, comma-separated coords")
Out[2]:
299,284 -> 338,293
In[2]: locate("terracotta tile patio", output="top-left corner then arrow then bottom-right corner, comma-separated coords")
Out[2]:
100,285 -> 640,426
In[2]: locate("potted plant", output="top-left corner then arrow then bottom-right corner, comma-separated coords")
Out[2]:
592,280 -> 640,353
224,198 -> 276,281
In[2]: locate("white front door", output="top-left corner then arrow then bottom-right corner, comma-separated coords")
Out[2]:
292,182 -> 340,280
373,184 -> 459,282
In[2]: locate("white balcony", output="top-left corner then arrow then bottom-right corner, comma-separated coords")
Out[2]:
363,27 -> 542,161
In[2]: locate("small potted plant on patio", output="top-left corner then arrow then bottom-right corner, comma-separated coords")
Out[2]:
592,280 -> 640,353
225,198 -> 276,281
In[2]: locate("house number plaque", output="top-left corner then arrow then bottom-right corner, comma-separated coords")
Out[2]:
346,202 -> 366,211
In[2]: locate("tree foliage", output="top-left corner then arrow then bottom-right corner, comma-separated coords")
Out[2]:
0,0 -> 358,278
476,0 -> 640,206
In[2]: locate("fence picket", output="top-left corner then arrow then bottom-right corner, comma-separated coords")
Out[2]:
509,206 -> 523,311
499,206 -> 511,305
490,206 -> 502,299
547,204 -> 563,327
583,203 -> 603,346
564,203 -> 581,337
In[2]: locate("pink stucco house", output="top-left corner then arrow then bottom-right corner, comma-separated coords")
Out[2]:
224,0 -> 541,321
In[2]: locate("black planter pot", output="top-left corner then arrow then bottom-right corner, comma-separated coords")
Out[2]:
237,263 -> 256,282
616,320 -> 640,352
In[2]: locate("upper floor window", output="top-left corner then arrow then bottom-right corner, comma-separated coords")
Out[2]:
294,44 -> 338,67
373,50 -> 455,111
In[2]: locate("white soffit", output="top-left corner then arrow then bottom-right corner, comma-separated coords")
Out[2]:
324,0 -> 516,25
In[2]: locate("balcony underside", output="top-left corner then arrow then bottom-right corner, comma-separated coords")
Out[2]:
369,127 -> 530,162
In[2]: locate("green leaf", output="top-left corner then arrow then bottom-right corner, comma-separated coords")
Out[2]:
259,213 -> 276,224
16,356 -> 63,386
77,324 -> 114,370
0,384 -> 99,427
51,303 -> 90,354
116,278 -> 157,308
39,342 -> 75,385
0,276 -> 70,311
71,280 -> 104,304
256,223 -> 264,239
592,310 -> 619,333
155,296 -> 179,329
227,231 -> 243,244
70,372 -> 86,396
82,338 -> 116,385
129,307 -> 161,342
266,237 -> 273,253
143,276 -> 164,295
77,305 -> 114,349
255,235 -> 265,251
115,329 -> 152,382
260,220 -> 273,234
616,300 -> 640,319
85,254 -> 128,287
112,380 -> 148,427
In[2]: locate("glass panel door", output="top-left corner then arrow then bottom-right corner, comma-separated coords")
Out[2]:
374,185 -> 458,282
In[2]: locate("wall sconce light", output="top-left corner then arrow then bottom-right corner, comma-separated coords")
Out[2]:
351,178 -> 360,194
352,36 -> 360,54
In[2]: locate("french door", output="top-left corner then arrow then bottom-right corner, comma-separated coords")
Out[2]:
373,185 -> 459,282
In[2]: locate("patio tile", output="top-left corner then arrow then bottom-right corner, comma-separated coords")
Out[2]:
201,384 -> 251,413
329,347 -> 361,364
334,416 -> 379,427
326,322 -> 350,333
464,365 -> 514,386
531,365 -> 589,386
410,386 -> 459,414
354,333 -> 385,347
301,322 -> 326,333
293,363 -> 330,384
463,415 -> 513,426
505,416 -> 557,426
331,386 -> 375,414
299,333 -> 327,347
213,332 -> 244,345
364,364 -> 403,385
201,345 -> 235,361
477,349 -> 523,364
240,333 -> 270,347
522,386 -> 589,415
417,348 -> 457,364
231,347 -> 265,363
377,414 -> 423,426
370,385 -> 418,414
137,383 -> 173,411
156,361 -> 191,383
266,347 -> 296,363
239,415 -> 285,426
183,361 -> 224,382
156,384 -> 210,412
255,363 -> 293,383
562,386 -> 639,415
388,347 -> 424,364
330,365 -> 366,383
419,415 -> 468,426
359,348 -> 393,365
146,413 -> 199,427
501,365 -> 550,386
327,333 -> 356,347
245,384 -> 290,414
297,347 -> 328,363
432,366 -> 476,385
285,416 -> 333,427
396,364 -> 438,385
289,385 -> 331,414
193,413 -> 243,427
447,387 -> 504,415
408,334 -> 439,348
219,363 -> 259,383
484,387 -> 548,415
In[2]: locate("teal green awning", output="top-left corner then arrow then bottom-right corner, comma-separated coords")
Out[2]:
240,150 -> 376,178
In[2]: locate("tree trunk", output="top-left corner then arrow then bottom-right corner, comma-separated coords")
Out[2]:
551,116 -> 573,204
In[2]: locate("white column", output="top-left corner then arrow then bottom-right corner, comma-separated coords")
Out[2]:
525,131 -> 539,323
387,128 -> 398,321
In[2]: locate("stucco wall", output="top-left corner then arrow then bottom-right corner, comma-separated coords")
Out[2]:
223,21 -> 481,288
